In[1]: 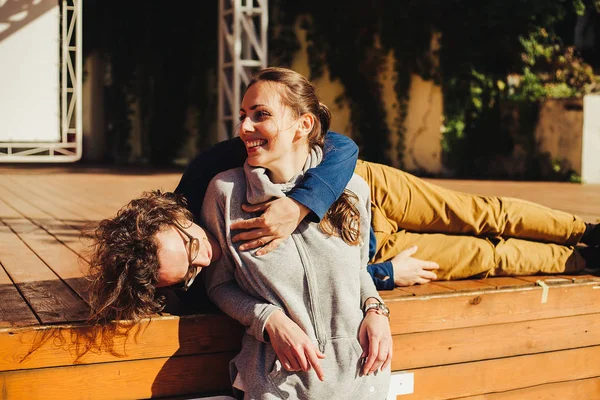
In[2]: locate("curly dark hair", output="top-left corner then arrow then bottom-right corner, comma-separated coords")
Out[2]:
86,190 -> 193,324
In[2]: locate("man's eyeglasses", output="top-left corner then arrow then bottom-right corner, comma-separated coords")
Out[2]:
172,220 -> 201,291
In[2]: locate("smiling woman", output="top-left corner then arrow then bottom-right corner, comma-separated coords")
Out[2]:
239,80 -> 313,184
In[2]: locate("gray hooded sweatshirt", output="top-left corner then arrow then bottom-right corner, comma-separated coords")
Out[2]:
201,148 -> 390,399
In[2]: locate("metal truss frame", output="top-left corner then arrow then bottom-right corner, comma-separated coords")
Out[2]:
0,0 -> 82,163
218,0 -> 268,141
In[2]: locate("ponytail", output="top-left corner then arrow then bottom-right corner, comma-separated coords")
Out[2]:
317,102 -> 331,135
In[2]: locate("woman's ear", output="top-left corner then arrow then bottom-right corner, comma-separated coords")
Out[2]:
296,113 -> 315,138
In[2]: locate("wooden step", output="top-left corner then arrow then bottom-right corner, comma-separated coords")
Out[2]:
462,376 -> 600,400
383,279 -> 600,335
397,345 -> 600,400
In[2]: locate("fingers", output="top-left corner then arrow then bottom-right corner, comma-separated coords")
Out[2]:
232,227 -> 269,243
382,344 -> 393,370
241,202 -> 271,213
232,199 -> 299,255
422,261 -> 440,270
364,335 -> 393,375
370,347 -> 388,375
230,216 -> 266,231
255,239 -> 283,256
306,348 -> 326,381
359,333 -> 368,359
419,270 -> 438,281
372,346 -> 389,375
404,245 -> 418,256
238,236 -> 275,252
279,354 -> 297,371
294,347 -> 310,372
362,336 -> 379,375
280,345 -> 325,381
279,345 -> 307,372
397,245 -> 418,258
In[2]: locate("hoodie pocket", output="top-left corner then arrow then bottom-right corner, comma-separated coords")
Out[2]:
265,338 -> 388,398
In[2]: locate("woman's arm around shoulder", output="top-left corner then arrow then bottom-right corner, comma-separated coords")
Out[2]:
287,131 -> 358,221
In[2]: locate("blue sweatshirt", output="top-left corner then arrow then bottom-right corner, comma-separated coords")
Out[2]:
175,131 -> 395,290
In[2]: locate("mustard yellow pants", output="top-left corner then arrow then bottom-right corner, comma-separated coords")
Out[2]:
354,160 -> 587,280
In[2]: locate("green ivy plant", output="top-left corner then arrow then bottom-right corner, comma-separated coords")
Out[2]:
438,1 -> 598,180
513,29 -> 597,101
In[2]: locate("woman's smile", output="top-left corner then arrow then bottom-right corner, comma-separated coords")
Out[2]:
244,138 -> 268,154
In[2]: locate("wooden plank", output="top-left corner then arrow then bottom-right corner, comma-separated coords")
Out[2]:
40,173 -> 158,219
561,273 -> 600,283
0,221 -> 89,324
5,175 -> 108,221
0,182 -> 94,261
399,345 -> 600,400
7,176 -> 103,221
0,266 -> 38,328
0,221 -> 59,283
0,314 -> 243,372
380,278 -> 531,301
379,288 -> 415,300
0,197 -> 22,220
33,219 -> 92,258
434,280 -> 495,293
40,172 -> 179,218
0,177 -> 87,221
398,283 -> 455,296
1,217 -> 92,258
516,275 -> 574,285
0,184 -> 53,221
386,282 -> 600,335
463,376 -> 600,400
474,276 -> 536,289
17,281 -> 89,323
0,352 -> 236,399
391,313 -> 600,370
8,219 -> 89,300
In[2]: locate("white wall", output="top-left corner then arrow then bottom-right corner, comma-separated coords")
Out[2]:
582,94 -> 600,184
0,0 -> 60,142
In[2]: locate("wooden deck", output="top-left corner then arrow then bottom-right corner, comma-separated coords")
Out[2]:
1,165 -> 600,399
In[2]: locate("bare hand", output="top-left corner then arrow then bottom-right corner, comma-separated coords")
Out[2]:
391,246 -> 439,287
265,310 -> 326,381
358,309 -> 392,375
231,197 -> 310,256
